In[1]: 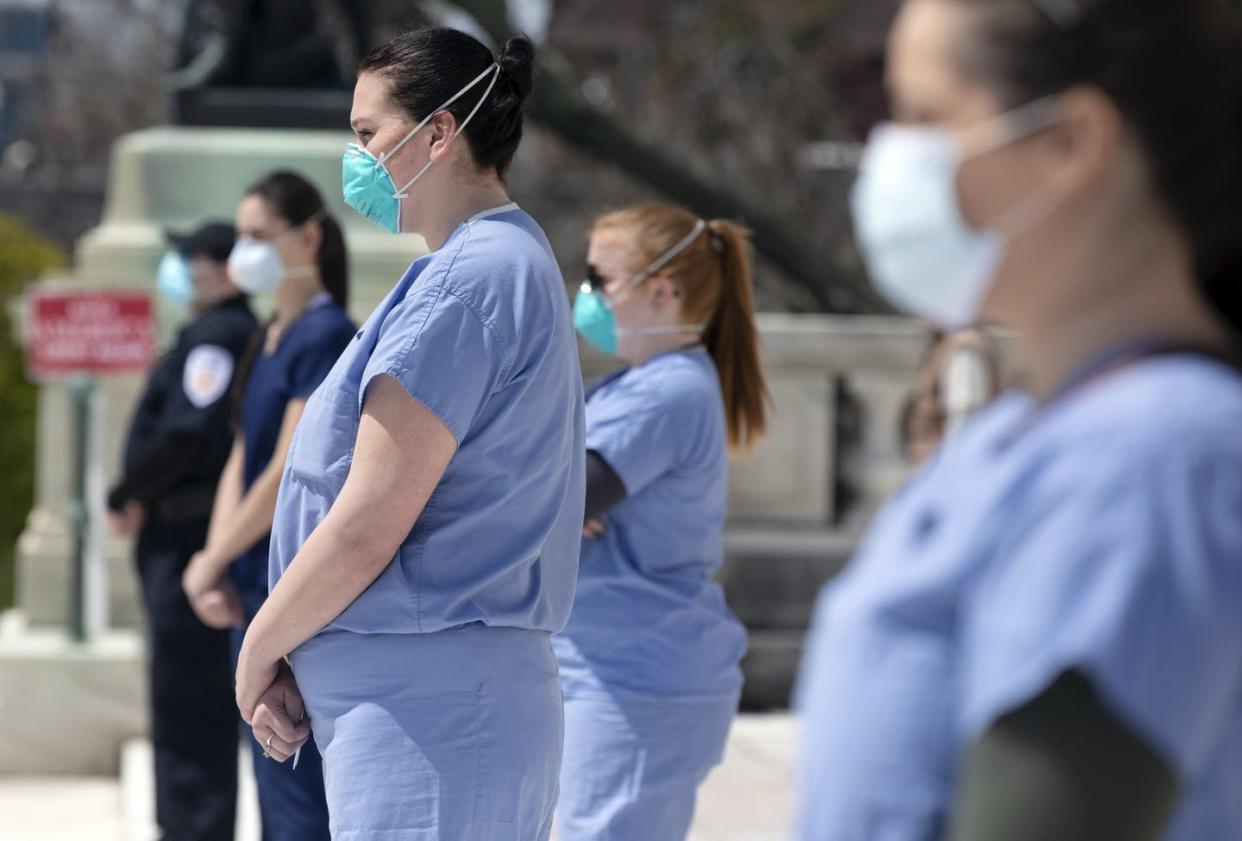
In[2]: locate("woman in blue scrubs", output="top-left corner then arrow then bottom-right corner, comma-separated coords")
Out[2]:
798,1 -> 1242,840
183,171 -> 354,840
555,204 -> 768,840
232,28 -> 585,840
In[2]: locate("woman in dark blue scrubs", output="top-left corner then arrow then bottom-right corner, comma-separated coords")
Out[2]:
182,170 -> 355,841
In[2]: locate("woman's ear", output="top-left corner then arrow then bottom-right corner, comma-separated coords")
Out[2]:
427,111 -> 460,163
301,220 -> 323,255
650,273 -> 682,310
1045,86 -> 1122,199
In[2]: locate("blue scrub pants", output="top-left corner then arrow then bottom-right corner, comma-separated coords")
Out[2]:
232,589 -> 332,841
556,693 -> 737,841
290,623 -> 563,841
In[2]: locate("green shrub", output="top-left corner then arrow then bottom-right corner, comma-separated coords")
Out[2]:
0,214 -> 64,609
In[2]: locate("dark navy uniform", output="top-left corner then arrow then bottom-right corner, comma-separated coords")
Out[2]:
110,291 -> 257,841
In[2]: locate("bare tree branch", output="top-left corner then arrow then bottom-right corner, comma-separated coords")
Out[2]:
448,0 -> 885,313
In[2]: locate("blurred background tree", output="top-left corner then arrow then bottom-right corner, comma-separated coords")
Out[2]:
0,214 -> 63,608
429,0 -> 885,312
0,0 -> 899,311
427,0 -> 903,312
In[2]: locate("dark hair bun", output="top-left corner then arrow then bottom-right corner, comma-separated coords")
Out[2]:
499,36 -> 535,101
359,27 -> 533,178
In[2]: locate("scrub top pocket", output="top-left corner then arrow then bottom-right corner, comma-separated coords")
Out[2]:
288,388 -> 359,492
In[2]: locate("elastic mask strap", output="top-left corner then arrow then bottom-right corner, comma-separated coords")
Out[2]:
267,208 -> 327,250
959,95 -> 1065,160
615,219 -> 708,300
617,324 -> 707,337
391,63 -> 502,198
273,209 -> 327,278
961,96 -> 1070,240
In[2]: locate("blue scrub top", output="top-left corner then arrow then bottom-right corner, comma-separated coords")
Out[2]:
268,204 -> 586,636
796,355 -> 1242,841
553,348 -> 747,701
232,296 -> 355,600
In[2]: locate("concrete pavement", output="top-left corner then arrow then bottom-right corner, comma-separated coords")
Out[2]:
0,713 -> 796,841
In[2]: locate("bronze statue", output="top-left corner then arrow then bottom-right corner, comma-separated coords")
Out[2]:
170,0 -> 372,127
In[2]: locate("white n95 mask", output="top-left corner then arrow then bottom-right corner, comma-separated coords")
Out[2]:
851,97 -> 1064,328
227,224 -> 318,294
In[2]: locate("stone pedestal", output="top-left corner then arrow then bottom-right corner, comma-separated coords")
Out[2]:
0,613 -> 144,775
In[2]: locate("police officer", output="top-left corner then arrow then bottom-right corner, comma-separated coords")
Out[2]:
108,221 -> 258,841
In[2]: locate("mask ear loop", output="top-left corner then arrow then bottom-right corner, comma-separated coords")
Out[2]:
391,63 -> 502,199
958,94 -> 1065,159
274,207 -> 328,244
614,219 -> 708,301
375,62 -> 498,167
956,95 -> 1069,243
272,207 -> 330,280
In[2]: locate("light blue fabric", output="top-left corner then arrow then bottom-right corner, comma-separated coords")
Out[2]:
290,624 -> 561,841
796,355 -> 1242,841
552,348 -> 745,840
155,251 -> 194,306
556,693 -> 736,841
268,204 -> 586,635
553,347 -> 747,701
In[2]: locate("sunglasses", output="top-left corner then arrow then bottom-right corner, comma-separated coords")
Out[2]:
584,264 -> 609,292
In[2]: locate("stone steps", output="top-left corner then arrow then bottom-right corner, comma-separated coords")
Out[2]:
116,715 -> 795,841
0,774 -> 123,841
0,610 -> 144,776
721,525 -> 856,708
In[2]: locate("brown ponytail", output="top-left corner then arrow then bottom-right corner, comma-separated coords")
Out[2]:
703,219 -> 768,451
593,204 -> 770,452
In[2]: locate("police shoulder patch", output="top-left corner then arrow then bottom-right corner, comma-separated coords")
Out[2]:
183,344 -> 235,408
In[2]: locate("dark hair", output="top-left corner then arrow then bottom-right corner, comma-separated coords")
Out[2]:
232,170 -> 351,425
949,0 -> 1242,335
358,27 -> 534,179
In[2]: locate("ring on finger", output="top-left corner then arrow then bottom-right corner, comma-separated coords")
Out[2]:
262,732 -> 274,759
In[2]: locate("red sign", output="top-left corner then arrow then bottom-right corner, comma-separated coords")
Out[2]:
26,289 -> 155,378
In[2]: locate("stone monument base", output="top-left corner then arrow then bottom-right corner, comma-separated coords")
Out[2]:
0,611 -> 144,775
